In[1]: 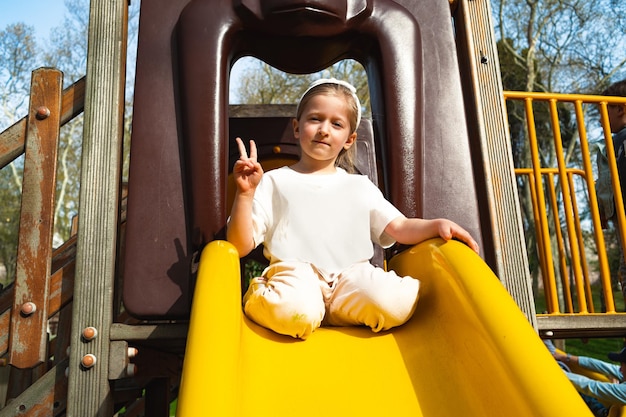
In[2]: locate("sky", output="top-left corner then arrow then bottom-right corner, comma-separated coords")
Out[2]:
0,0 -> 266,104
0,0 -> 251,101
0,0 -> 67,42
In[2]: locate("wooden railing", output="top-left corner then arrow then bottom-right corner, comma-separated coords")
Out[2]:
0,76 -> 85,170
0,68 -> 84,410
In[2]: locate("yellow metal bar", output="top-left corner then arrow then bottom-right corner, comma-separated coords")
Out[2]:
545,172 -> 571,313
575,100 -> 615,312
504,91 -> 626,105
515,164 -> 613,314
516,169 -> 554,312
516,167 -> 585,176
568,172 -> 595,313
531,173 -> 553,311
507,91 -> 626,316
548,99 -> 588,313
524,98 -> 560,313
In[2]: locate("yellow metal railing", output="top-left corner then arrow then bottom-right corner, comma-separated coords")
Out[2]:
504,91 -> 626,316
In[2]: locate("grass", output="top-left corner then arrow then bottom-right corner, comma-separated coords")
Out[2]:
565,337 -> 625,361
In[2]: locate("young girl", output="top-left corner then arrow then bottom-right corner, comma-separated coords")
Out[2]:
228,78 -> 479,339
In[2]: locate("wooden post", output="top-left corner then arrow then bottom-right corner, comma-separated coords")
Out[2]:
0,360 -> 69,417
453,0 -> 537,327
65,0 -> 128,415
9,68 -> 63,369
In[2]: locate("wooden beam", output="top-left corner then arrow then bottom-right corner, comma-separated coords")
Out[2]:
0,235 -> 76,357
109,323 -> 189,341
537,315 -> 626,339
0,360 -> 68,417
9,68 -> 63,369
0,77 -> 85,170
0,265 -> 74,358
66,0 -> 128,414
453,0 -> 537,327
0,199 -> 126,358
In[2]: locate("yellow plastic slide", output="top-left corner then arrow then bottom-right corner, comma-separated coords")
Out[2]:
176,238 -> 592,416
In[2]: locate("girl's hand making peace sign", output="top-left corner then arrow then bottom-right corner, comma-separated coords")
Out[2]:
233,138 -> 264,195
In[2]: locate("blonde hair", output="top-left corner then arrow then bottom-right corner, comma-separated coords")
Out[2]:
296,81 -> 360,173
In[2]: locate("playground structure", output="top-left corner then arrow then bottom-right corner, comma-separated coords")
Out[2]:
1,0 -> 626,415
505,91 -> 626,322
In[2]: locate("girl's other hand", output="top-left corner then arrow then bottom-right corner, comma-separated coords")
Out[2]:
437,219 -> 480,254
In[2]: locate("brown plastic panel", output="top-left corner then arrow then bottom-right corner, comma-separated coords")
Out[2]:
123,0 -> 481,319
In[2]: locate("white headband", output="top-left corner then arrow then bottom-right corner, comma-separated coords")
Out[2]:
297,78 -> 362,130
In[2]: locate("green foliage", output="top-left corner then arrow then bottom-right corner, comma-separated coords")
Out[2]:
0,164 -> 21,287
566,338 -> 625,362
242,259 -> 266,292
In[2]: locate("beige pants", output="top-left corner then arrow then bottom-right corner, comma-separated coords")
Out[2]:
243,261 -> 420,339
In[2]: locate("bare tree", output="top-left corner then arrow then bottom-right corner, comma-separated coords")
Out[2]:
43,1 -> 90,244
0,23 -> 40,285
495,0 -> 626,94
494,0 -> 626,303
232,58 -> 370,113
0,0 -> 140,284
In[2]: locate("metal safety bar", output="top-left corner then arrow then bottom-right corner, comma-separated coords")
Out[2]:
504,91 -> 626,318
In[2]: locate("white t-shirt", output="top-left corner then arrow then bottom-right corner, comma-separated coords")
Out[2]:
251,166 -> 403,273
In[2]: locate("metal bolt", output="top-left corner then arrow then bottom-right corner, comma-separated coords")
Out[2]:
20,302 -> 37,316
82,326 -> 98,341
126,363 -> 137,377
479,50 -> 489,64
81,354 -> 97,369
35,106 -> 50,120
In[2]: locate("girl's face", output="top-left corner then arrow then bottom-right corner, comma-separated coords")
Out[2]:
293,93 -> 356,169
